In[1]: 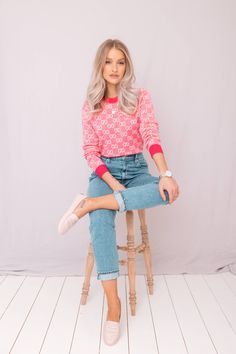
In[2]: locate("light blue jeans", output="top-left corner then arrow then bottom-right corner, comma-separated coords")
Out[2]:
86,152 -> 169,281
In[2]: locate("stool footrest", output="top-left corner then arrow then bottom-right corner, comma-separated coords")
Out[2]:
117,243 -> 146,253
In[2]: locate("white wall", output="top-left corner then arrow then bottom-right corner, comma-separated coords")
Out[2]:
0,0 -> 235,276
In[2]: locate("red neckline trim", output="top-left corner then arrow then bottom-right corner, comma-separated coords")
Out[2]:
104,96 -> 118,103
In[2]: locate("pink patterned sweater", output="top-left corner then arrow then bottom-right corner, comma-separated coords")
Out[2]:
82,88 -> 163,178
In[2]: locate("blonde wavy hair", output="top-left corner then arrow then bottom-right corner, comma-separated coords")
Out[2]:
84,38 -> 140,118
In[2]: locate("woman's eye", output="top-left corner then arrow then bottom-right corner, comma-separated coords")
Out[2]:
105,61 -> 125,64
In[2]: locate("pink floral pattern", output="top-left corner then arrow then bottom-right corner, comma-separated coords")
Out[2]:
82,88 -> 163,177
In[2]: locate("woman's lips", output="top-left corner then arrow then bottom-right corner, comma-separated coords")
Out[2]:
110,75 -> 119,77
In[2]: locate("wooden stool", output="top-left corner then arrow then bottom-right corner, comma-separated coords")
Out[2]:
80,208 -> 154,315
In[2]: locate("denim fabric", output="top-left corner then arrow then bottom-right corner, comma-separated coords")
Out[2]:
86,152 -> 169,281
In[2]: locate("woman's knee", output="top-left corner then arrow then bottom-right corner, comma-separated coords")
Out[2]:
89,208 -> 116,225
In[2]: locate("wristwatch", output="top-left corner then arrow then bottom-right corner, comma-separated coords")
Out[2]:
159,170 -> 173,178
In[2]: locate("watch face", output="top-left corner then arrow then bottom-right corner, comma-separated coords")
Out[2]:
166,171 -> 172,177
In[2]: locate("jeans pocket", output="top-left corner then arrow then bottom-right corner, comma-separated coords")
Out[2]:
136,156 -> 148,168
89,171 -> 97,182
101,156 -> 109,164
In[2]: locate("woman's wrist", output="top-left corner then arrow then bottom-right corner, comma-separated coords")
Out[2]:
111,180 -> 124,191
101,171 -> 121,190
152,152 -> 169,174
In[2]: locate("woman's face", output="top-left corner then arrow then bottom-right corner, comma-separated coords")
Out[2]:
102,48 -> 126,86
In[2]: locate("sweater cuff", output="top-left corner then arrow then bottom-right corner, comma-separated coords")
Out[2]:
149,144 -> 163,158
95,164 -> 109,178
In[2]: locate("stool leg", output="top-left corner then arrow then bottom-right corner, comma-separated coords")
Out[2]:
138,209 -> 154,295
126,210 -> 137,316
80,242 -> 94,305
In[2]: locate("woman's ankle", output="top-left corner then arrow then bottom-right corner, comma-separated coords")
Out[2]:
106,297 -> 121,321
73,197 -> 93,217
85,197 -> 97,212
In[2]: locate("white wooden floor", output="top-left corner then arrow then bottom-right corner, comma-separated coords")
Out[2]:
0,272 -> 236,354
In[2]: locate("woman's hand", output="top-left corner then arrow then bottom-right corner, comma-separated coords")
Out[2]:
159,176 -> 180,204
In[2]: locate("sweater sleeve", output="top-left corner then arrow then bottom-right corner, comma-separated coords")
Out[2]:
138,88 -> 164,158
82,101 -> 109,178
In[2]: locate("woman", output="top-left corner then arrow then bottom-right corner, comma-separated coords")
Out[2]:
58,38 -> 180,346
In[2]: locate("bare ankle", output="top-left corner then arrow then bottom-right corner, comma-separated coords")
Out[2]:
72,197 -> 93,218
85,197 -> 96,212
106,297 -> 121,321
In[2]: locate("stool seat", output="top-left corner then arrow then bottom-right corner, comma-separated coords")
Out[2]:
80,209 -> 154,316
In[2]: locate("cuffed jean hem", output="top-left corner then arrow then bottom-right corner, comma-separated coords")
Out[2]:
97,270 -> 120,280
113,190 -> 126,212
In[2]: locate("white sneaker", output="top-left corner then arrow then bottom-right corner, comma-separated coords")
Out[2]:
103,298 -> 121,346
57,193 -> 87,235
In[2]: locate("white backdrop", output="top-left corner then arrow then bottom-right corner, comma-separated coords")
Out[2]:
0,0 -> 235,276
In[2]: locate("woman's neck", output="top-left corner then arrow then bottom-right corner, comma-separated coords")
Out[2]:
105,92 -> 117,98
104,84 -> 118,99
